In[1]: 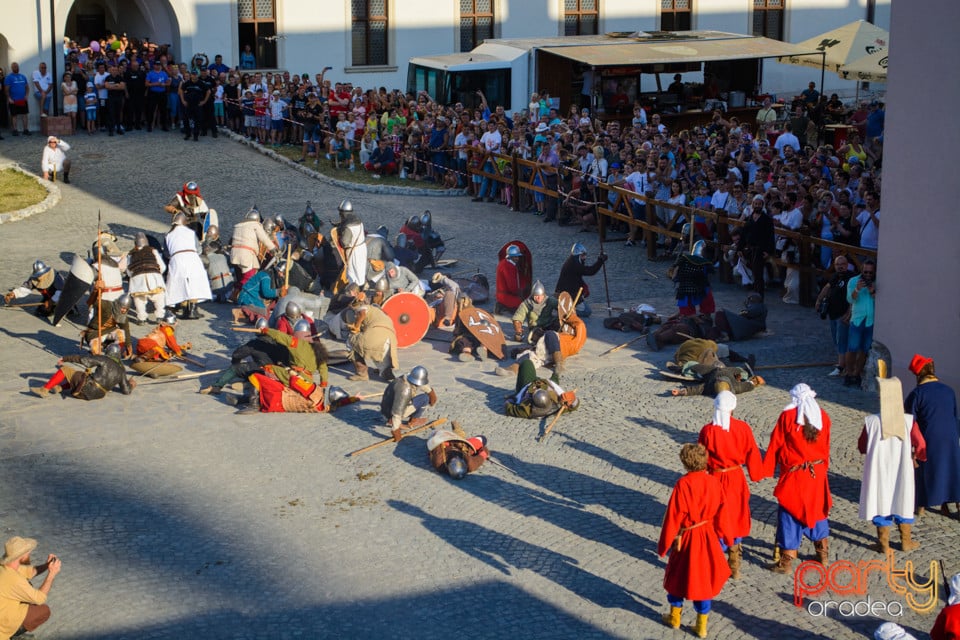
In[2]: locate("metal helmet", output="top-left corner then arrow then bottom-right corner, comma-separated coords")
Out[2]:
31,260 -> 51,279
373,277 -> 389,292
531,280 -> 546,297
293,318 -> 312,335
327,386 -> 349,404
406,365 -> 429,386
183,181 -> 200,196
531,389 -> 551,408
172,212 -> 188,226
284,301 -> 303,321
304,201 -> 315,216
745,292 -> 763,306
205,225 -> 220,242
420,210 -> 432,228
341,307 -> 358,327
274,214 -> 285,228
446,454 -> 467,480
245,207 -> 261,222
395,234 -> 408,249
376,225 -> 389,238
254,317 -> 269,330
161,310 -> 178,325
505,245 -> 522,259
104,343 -> 123,360
691,240 -> 706,257
263,219 -> 277,233
338,199 -> 353,214
116,293 -> 132,310
406,215 -> 422,232
570,242 -> 587,257
134,232 -> 149,249
680,222 -> 692,238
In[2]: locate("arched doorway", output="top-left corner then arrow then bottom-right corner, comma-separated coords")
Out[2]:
64,0 -> 181,59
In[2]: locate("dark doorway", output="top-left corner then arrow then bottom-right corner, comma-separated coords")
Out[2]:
76,13 -> 106,43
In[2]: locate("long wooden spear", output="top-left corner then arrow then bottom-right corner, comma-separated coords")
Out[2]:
348,417 -> 447,457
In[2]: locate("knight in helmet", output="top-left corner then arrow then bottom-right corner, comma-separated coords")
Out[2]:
511,280 -> 559,343
235,262 -> 283,324
555,242 -> 607,318
235,324 -> 330,414
82,293 -> 132,356
381,366 -> 438,442
200,318 -> 288,395
365,224 -> 396,265
30,343 -> 135,400
392,233 -> 421,273
495,244 -> 530,314
398,214 -> 431,273
164,181 -> 215,239
89,233 -> 127,303
133,310 -> 191,362
450,297 -> 486,361
427,423 -> 489,480
201,235 -> 234,304
504,360 -> 579,419
335,199 -> 368,287
229,206 -> 277,302
428,273 -> 461,329
384,262 -> 424,297
419,211 -> 446,267
274,301 -> 316,337
670,360 -> 765,397
4,260 -> 66,318
714,293 -> 768,342
343,303 -> 399,382
165,212 -> 213,319
127,232 -> 167,323
672,239 -> 716,317
500,295 -> 584,376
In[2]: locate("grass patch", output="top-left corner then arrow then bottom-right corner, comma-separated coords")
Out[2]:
269,144 -> 450,190
0,169 -> 48,213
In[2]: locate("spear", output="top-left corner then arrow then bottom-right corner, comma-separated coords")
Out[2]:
348,417 -> 447,457
96,210 -> 103,352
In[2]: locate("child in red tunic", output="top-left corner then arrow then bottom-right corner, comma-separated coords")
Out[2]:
698,390 -> 763,579
762,383 -> 833,574
658,443 -> 731,638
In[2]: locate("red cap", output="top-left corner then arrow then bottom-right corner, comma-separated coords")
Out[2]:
908,354 -> 933,376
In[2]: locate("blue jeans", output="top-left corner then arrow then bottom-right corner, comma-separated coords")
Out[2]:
847,319 -> 874,353
829,318 -> 849,356
477,160 -> 496,198
34,90 -> 52,113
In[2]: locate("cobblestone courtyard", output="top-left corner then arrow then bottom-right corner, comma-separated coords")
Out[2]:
0,131 -> 953,639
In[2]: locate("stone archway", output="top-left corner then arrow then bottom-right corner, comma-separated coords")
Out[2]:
61,0 -> 183,59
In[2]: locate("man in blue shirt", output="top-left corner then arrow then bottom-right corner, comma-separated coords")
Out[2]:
4,62 -> 31,135
208,54 -> 230,76
144,60 -> 170,131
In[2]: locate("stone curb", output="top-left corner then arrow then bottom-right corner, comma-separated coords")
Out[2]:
223,129 -> 468,198
0,162 -> 62,224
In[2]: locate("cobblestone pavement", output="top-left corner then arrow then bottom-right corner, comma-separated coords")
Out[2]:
0,130 -> 953,640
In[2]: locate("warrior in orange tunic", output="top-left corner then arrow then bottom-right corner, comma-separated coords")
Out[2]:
134,312 -> 188,361
658,443 -> 731,638
697,390 -> 763,579
762,383 -> 832,574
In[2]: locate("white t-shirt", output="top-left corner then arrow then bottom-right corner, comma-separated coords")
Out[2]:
455,132 -> 468,160
32,70 -> 52,92
94,71 -> 109,100
480,129 -> 501,153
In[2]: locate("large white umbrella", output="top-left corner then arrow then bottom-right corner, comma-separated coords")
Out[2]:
780,20 -> 889,75
839,47 -> 888,83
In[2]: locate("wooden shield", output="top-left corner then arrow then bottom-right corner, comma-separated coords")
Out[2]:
53,254 -> 95,326
131,361 -> 184,378
382,292 -> 432,348
558,291 -> 575,322
459,307 -> 505,359
498,240 -> 533,298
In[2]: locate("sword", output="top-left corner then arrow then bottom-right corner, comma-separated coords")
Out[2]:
486,456 -> 516,474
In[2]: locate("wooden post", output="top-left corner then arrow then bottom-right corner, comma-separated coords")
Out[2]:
511,153 -> 521,213
645,198 -> 658,261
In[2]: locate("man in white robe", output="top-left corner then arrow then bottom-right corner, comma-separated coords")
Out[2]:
165,214 -> 212,319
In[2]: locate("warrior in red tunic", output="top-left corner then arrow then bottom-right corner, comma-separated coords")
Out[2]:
931,572 -> 960,640
697,390 -> 763,579
763,383 -> 832,574
658,443 -> 731,638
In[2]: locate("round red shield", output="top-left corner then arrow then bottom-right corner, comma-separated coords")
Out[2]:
382,292 -> 433,348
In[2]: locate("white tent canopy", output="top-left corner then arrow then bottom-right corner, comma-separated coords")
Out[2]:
780,20 -> 889,75
840,47 -> 889,83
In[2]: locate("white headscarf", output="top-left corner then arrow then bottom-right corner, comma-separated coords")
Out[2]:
950,572 -> 960,606
785,383 -> 823,432
874,622 -> 916,640
712,390 -> 737,431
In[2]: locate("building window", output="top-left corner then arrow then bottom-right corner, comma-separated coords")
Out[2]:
238,0 -> 277,68
660,0 -> 691,32
753,0 -> 784,41
460,0 -> 494,52
352,0 -> 389,66
564,0 -> 598,36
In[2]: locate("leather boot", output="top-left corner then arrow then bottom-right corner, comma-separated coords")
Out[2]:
814,538 -> 829,565
661,606 -> 682,629
869,526 -> 890,554
898,523 -> 920,551
693,613 -> 709,639
770,548 -> 797,574
551,350 -> 565,374
187,302 -> 201,319
348,361 -> 369,381
727,543 -> 743,579
63,171 -> 70,184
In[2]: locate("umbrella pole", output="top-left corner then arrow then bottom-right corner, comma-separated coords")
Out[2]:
819,51 -> 826,145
